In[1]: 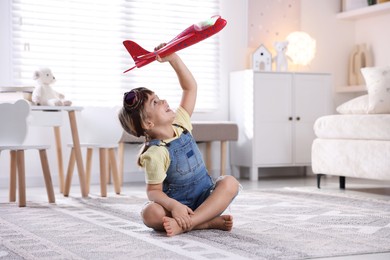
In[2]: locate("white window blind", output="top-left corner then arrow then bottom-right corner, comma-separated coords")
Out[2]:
11,0 -> 221,111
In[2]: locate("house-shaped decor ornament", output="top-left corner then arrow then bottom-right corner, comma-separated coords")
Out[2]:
252,44 -> 272,71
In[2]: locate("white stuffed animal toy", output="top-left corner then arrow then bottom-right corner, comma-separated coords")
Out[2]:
273,41 -> 290,72
32,68 -> 72,106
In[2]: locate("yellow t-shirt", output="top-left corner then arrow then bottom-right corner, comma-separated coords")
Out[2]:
139,106 -> 192,184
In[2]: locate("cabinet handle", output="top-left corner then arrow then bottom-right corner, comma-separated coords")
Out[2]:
296,117 -> 300,121
288,117 -> 293,121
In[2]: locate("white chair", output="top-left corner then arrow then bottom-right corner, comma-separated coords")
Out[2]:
64,106 -> 122,197
0,100 -> 55,207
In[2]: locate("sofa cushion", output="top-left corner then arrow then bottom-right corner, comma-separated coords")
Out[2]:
361,66 -> 390,114
336,94 -> 368,114
314,114 -> 390,140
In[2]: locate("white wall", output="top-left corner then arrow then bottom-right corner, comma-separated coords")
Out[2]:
300,0 -> 390,105
355,14 -> 390,66
300,0 -> 357,107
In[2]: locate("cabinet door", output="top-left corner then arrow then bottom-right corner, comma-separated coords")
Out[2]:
293,74 -> 331,164
254,73 -> 293,165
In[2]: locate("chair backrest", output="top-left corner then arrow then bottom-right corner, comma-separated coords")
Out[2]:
78,106 -> 123,145
0,99 -> 30,145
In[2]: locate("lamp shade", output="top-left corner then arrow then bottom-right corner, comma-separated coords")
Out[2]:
286,31 -> 316,66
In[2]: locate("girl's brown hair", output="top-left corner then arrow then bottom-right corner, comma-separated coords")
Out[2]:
119,87 -> 154,166
118,87 -> 154,138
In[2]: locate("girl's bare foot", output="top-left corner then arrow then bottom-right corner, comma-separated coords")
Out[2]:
162,216 -> 185,237
162,215 -> 234,237
206,215 -> 233,231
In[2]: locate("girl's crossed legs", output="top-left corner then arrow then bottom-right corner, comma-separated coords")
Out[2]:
142,175 -> 240,236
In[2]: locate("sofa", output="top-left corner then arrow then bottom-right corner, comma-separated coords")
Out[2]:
311,66 -> 390,189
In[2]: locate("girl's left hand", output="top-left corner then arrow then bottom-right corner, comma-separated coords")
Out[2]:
171,203 -> 194,231
154,43 -> 178,63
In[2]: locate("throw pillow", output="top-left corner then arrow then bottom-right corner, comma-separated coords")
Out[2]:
336,94 -> 368,114
361,66 -> 390,114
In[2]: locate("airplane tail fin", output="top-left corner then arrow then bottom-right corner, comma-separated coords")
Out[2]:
123,40 -> 155,73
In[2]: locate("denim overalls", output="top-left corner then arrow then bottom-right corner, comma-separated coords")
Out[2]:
147,124 -> 214,211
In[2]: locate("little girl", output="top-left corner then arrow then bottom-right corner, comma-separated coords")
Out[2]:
118,43 -> 240,237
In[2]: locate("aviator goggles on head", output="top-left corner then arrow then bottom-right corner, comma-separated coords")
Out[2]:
123,87 -> 149,113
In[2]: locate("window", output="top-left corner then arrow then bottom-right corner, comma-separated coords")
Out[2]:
11,0 -> 221,111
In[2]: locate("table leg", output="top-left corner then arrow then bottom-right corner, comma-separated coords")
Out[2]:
64,148 -> 75,196
68,110 -> 88,197
39,149 -> 55,203
53,126 -> 64,193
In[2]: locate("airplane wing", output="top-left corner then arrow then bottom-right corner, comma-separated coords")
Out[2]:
137,33 -> 195,60
123,65 -> 137,73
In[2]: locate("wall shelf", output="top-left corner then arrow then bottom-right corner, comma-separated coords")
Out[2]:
337,2 -> 390,20
337,85 -> 367,93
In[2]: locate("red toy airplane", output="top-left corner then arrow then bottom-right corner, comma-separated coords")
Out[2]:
123,15 -> 227,73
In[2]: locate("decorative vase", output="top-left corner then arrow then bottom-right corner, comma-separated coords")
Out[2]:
348,44 -> 373,86
348,45 -> 359,85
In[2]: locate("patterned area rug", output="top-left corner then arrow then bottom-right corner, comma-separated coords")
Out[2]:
1,188 -> 390,259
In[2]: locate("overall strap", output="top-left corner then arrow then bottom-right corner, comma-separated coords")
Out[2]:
172,123 -> 189,134
146,124 -> 189,147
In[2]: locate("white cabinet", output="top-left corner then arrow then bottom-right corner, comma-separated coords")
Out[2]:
229,70 -> 332,181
